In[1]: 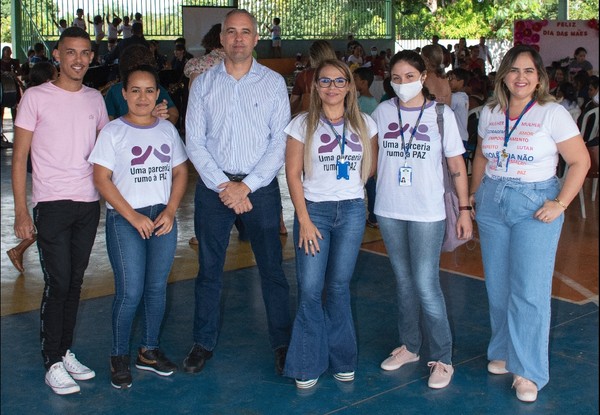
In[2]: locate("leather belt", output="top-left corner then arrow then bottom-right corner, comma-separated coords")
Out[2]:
224,172 -> 248,182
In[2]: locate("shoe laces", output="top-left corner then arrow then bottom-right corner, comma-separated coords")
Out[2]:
63,350 -> 86,371
428,361 -> 451,375
390,345 -> 411,360
49,363 -> 73,384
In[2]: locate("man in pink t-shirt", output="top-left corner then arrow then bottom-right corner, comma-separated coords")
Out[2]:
12,27 -> 109,396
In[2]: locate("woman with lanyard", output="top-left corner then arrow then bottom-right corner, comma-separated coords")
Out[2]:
370,50 -> 471,389
283,59 -> 377,389
469,45 -> 589,402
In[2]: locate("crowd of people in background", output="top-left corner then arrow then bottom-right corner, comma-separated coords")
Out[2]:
1,8 -> 597,405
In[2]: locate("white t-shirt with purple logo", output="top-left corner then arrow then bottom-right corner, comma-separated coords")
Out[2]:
478,102 -> 580,182
371,99 -> 465,222
284,113 -> 377,202
89,117 -> 188,209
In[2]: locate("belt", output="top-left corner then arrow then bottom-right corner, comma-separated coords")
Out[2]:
224,172 -> 248,182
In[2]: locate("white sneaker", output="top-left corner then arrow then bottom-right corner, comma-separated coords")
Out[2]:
63,350 -> 95,380
295,377 -> 318,389
427,361 -> 454,389
45,362 -> 80,395
380,345 -> 419,371
333,371 -> 355,382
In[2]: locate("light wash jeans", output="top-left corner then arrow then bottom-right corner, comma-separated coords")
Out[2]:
283,199 -> 365,380
106,204 -> 177,356
377,216 -> 452,364
475,176 -> 563,390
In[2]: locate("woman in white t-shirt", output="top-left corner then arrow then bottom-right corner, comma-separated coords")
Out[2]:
283,59 -> 377,389
470,45 -> 589,403
370,50 -> 471,390
89,65 -> 188,390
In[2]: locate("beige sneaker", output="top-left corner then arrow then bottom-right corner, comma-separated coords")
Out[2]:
512,375 -> 538,402
380,345 -> 419,371
427,361 -> 454,389
487,360 -> 509,375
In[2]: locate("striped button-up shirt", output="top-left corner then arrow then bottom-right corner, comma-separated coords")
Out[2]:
185,59 -> 291,193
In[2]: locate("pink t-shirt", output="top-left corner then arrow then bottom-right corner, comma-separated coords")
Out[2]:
15,82 -> 109,204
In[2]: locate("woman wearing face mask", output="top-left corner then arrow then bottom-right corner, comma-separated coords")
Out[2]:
370,50 -> 472,390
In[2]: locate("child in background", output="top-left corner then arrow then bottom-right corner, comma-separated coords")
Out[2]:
72,8 -> 86,30
88,14 -> 106,43
52,17 -> 68,34
89,65 -> 188,390
120,15 -> 133,39
447,68 -> 470,144
107,15 -> 121,43
265,17 -> 282,58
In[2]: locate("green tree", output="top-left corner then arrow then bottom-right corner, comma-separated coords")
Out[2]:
1,0 -> 11,43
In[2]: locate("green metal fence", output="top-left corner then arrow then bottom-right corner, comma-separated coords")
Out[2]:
19,0 -> 392,43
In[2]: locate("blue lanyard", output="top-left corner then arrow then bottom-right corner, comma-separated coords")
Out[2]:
504,99 -> 536,148
324,117 -> 346,156
397,98 -> 426,165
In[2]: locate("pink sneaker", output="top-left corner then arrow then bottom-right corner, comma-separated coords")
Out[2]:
487,360 -> 509,375
380,345 -> 419,371
512,375 -> 538,402
427,361 -> 454,389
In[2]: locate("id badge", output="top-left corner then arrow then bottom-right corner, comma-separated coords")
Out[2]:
336,160 -> 350,180
399,166 -> 412,186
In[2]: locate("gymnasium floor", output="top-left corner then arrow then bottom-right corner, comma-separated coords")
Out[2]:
1,117 -> 598,414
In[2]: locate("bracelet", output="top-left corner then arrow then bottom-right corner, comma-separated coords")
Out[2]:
554,198 -> 567,210
459,206 -> 473,211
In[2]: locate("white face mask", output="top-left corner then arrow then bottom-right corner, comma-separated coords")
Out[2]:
391,79 -> 423,102
371,50 -> 378,56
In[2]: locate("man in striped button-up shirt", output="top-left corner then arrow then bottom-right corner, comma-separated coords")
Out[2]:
184,9 -> 292,376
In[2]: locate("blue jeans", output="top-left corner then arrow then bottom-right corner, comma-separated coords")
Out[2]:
106,205 -> 177,356
283,199 -> 365,380
193,178 -> 291,351
377,216 -> 452,364
34,200 -> 100,369
475,176 -> 563,390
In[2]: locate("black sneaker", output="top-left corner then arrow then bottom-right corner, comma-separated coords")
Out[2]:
183,344 -> 213,374
110,355 -> 132,389
135,348 -> 178,376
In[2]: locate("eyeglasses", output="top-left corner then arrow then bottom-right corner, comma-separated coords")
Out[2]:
317,77 -> 349,88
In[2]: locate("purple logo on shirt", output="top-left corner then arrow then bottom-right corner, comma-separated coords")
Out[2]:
131,144 -> 171,165
318,132 -> 363,154
383,122 -> 430,142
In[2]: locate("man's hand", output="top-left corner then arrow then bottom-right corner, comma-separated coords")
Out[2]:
218,181 -> 251,209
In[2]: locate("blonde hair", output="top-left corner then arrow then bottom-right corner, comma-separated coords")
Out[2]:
303,59 -> 372,183
488,45 -> 555,111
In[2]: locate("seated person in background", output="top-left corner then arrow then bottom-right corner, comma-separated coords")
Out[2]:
104,44 -> 178,126
29,43 -> 49,65
353,67 -> 378,115
174,38 -> 194,61
568,47 -> 593,78
149,40 -> 167,71
573,71 -> 591,108
556,82 -> 581,122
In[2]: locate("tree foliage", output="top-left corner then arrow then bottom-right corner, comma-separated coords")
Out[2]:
395,0 -> 599,40
1,0 -> 11,43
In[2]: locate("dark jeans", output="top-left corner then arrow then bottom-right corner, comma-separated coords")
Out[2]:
193,178 -> 291,351
365,176 -> 377,223
34,200 -> 100,369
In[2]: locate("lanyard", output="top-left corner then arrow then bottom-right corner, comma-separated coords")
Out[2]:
324,117 -> 347,156
397,98 -> 426,166
504,99 -> 536,148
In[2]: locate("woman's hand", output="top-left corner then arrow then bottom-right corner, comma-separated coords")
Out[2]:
534,199 -> 565,223
153,209 -> 175,236
129,212 -> 155,239
298,219 -> 323,256
151,99 -> 169,120
456,210 -> 473,240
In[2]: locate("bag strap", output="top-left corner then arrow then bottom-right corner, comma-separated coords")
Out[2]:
436,103 -> 455,191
